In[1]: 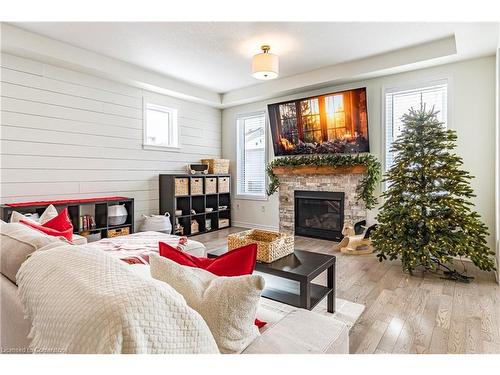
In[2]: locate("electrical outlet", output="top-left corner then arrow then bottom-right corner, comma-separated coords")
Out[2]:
236,203 -> 240,209
261,205 -> 265,212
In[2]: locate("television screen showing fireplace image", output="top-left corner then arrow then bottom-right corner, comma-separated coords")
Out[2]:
268,87 -> 369,155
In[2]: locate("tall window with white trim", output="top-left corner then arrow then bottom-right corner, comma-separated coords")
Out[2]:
236,113 -> 266,198
385,81 -> 448,171
143,102 -> 179,149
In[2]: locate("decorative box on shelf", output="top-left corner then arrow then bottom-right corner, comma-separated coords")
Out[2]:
201,159 -> 230,174
227,229 -> 294,263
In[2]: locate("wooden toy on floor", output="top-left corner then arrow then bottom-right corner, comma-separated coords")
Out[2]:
333,220 -> 377,255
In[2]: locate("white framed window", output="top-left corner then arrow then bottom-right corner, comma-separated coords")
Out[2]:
384,80 -> 448,171
236,112 -> 267,199
143,102 -> 179,150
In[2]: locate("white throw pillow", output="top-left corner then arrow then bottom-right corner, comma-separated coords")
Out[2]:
0,222 -> 64,283
149,253 -> 265,354
10,211 -> 37,224
38,204 -> 58,223
9,204 -> 58,225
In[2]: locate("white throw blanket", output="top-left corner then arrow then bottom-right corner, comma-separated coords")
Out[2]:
93,231 -> 206,264
16,244 -> 219,354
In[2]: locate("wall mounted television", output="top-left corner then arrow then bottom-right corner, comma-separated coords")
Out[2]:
268,87 -> 369,156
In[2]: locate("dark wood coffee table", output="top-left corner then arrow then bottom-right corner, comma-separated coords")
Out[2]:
208,248 -> 336,313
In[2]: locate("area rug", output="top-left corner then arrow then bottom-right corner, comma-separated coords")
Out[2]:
254,271 -> 364,330
258,295 -> 365,331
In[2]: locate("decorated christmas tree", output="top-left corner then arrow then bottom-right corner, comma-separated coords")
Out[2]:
372,105 -> 496,275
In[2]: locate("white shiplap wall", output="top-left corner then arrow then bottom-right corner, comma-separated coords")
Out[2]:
0,53 -> 221,228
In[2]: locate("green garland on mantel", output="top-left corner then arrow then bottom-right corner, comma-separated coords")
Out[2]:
266,154 -> 381,209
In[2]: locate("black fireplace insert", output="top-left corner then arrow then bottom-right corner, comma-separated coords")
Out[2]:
294,190 -> 344,241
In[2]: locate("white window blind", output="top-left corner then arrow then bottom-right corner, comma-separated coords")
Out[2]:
237,113 -> 266,198
143,103 -> 179,149
385,82 -> 448,171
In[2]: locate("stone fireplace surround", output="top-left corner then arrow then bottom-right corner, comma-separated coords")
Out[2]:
276,167 -> 367,236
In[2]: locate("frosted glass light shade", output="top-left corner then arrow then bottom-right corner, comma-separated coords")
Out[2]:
252,51 -> 279,80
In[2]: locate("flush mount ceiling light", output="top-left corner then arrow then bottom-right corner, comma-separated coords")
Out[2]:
252,45 -> 279,80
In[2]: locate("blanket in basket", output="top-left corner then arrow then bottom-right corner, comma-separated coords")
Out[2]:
16,244 -> 219,354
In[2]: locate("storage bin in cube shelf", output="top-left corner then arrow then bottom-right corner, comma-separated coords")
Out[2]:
108,204 -> 128,226
190,178 -> 203,195
205,177 -> 217,194
218,177 -> 230,193
174,178 -> 189,196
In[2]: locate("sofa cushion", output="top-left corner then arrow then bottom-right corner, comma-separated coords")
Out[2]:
20,208 -> 73,241
242,309 -> 349,354
159,242 -> 264,328
20,220 -> 73,241
72,234 -> 88,245
149,253 -> 264,354
0,222 -> 63,283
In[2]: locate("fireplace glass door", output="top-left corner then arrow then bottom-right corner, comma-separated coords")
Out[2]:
294,191 -> 344,241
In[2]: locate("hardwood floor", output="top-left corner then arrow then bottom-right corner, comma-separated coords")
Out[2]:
195,227 -> 500,354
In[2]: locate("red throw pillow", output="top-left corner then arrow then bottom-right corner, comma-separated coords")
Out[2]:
254,319 -> 267,329
159,242 -> 257,276
20,208 -> 74,241
20,219 -> 73,241
158,242 -> 266,328
42,208 -> 73,231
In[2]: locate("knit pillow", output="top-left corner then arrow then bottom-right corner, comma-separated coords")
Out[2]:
149,253 -> 265,354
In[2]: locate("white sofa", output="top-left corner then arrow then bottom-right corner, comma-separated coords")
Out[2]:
0,222 -> 349,354
0,272 -> 348,354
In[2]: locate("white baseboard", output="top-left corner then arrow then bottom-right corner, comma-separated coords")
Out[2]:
232,220 -> 279,232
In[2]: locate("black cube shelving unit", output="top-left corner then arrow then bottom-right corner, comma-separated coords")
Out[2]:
159,174 -> 231,237
1,197 -> 134,242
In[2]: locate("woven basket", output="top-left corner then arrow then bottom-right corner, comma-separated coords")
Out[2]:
201,159 -> 230,174
219,218 -> 230,228
190,177 -> 203,195
107,226 -> 130,238
218,176 -> 230,193
227,229 -> 294,263
205,177 -> 217,194
174,178 -> 189,196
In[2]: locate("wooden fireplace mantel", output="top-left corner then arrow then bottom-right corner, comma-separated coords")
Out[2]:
272,165 -> 367,176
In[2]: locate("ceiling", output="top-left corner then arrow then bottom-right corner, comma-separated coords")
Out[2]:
11,22 -> 500,94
